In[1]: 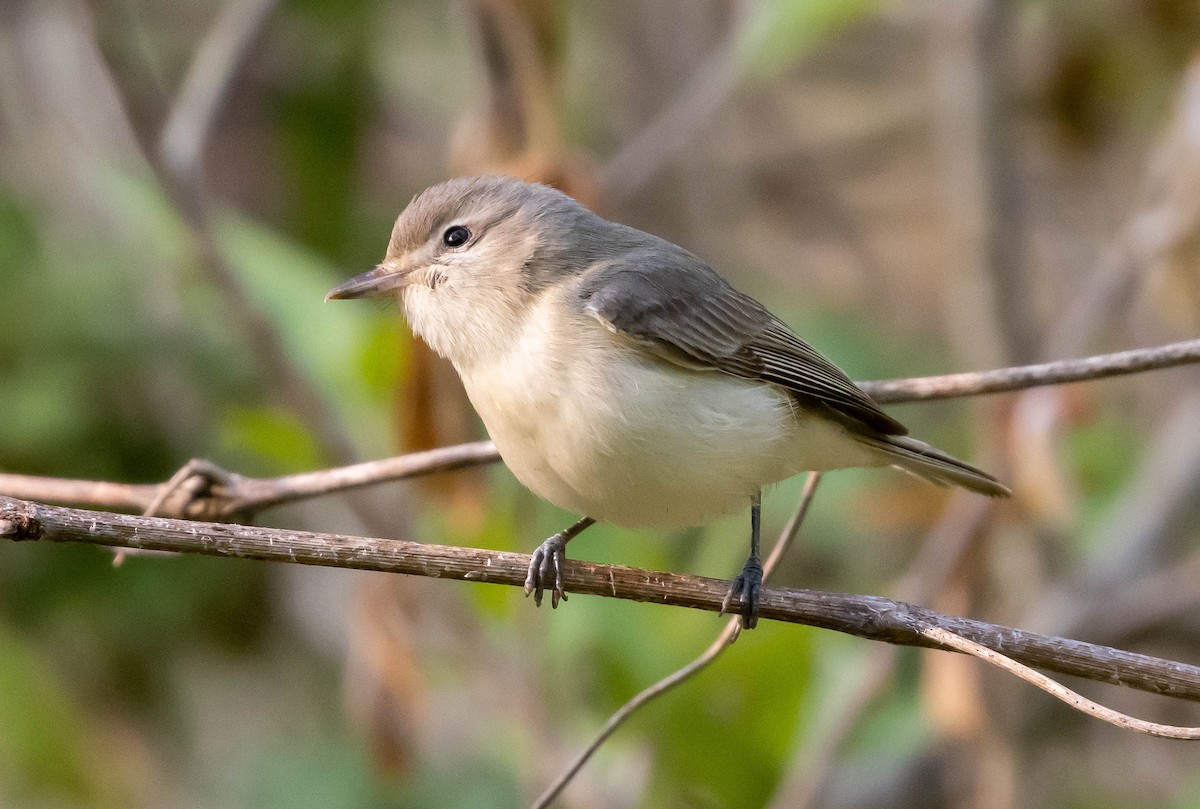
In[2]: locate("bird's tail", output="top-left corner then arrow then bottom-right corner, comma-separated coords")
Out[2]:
854,434 -> 1011,498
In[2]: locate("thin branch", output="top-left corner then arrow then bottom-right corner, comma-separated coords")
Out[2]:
919,626 -> 1200,740
2,339 -> 1197,518
532,473 -> 822,809
3,495 -> 1199,704
0,476 -> 160,515
0,442 -> 500,520
859,338 -> 1200,404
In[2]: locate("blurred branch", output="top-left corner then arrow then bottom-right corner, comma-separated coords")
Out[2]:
930,0 -> 1034,368
597,0 -> 758,200
973,0 -> 1035,364
153,0 -> 365,468
1033,393 -> 1200,638
159,0 -> 279,185
3,495 -> 1200,704
1,339 -> 1197,518
532,473 -> 822,809
1065,541 -> 1200,644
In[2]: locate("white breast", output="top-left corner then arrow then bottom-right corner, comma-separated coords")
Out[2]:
457,288 -> 878,528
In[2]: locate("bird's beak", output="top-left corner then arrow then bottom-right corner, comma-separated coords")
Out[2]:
325,264 -> 411,301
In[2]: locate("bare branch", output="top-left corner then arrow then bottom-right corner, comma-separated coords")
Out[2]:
920,626 -> 1200,740
159,0 -> 279,185
3,495 -> 1199,704
0,442 -> 500,520
0,476 -> 159,515
860,338 -> 1200,403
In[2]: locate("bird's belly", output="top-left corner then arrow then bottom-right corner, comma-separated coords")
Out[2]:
463,334 -> 865,528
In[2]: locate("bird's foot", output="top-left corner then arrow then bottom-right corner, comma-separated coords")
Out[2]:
524,531 -> 571,608
720,556 -> 764,629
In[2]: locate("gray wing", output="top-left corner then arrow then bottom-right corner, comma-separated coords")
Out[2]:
579,249 -> 907,436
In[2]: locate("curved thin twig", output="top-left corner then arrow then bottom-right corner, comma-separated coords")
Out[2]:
919,625 -> 1200,740
767,493 -> 996,809
531,473 -> 822,809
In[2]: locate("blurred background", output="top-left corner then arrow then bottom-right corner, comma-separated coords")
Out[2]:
2,0 -> 1200,807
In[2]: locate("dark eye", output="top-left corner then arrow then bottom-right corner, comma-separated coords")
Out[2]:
442,225 -> 471,248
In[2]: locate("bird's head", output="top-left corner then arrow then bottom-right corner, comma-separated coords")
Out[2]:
327,175 -> 594,367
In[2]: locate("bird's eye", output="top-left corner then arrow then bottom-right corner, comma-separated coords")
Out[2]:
442,225 -> 471,248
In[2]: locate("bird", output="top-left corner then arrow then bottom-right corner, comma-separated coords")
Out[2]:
326,176 -> 1009,628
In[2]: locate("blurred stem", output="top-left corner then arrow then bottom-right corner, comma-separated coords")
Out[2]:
931,0 -> 1032,368
597,0 -> 759,201
155,0 -> 363,466
159,0 -> 279,187
975,0 -> 1036,364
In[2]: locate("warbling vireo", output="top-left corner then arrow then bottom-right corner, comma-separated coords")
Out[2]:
327,176 -> 1008,628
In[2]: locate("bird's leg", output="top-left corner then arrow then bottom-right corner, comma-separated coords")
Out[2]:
524,516 -> 596,608
721,489 -> 764,629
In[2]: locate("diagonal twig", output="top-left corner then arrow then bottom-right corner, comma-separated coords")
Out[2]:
159,0 -> 280,186
597,0 -> 760,200
531,473 -> 822,809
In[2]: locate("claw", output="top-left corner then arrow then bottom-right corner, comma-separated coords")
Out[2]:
524,532 -> 569,608
720,556 -> 764,629
522,517 -> 594,612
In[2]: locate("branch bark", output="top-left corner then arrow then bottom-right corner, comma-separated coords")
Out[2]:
3,495 -> 1198,704
0,442 -> 500,520
858,337 -> 1200,403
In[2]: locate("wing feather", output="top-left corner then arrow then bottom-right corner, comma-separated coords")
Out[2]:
579,250 -> 907,436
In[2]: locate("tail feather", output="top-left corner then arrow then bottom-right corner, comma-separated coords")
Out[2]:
855,434 -> 1011,498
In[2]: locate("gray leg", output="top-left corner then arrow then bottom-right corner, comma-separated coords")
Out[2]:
524,516 -> 596,608
721,489 -> 764,629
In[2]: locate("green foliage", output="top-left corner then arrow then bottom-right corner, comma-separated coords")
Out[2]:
219,406 -> 325,474
0,626 -> 125,807
216,211 -> 392,442
1065,409 -> 1140,536
236,738 -> 384,809
641,625 -> 813,808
